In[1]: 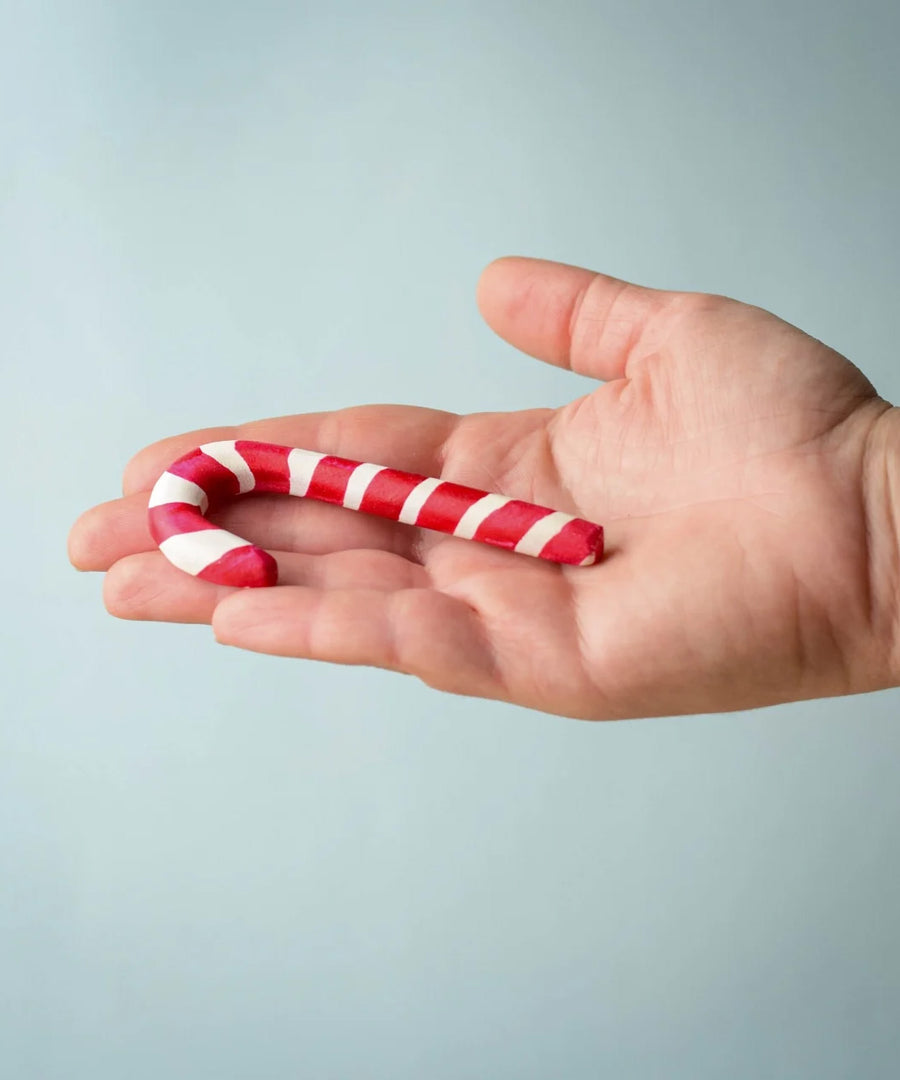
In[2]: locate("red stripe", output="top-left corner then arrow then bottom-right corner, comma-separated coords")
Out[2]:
473,500 -> 554,550
416,482 -> 486,533
148,503 -> 218,544
357,469 -> 424,519
168,448 -> 241,503
196,545 -> 278,587
234,441 -> 291,494
305,455 -> 360,505
538,519 -> 604,565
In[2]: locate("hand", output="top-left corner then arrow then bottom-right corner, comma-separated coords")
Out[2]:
69,257 -> 900,719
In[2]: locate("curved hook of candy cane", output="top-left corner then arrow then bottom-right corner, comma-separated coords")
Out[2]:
147,439 -> 604,588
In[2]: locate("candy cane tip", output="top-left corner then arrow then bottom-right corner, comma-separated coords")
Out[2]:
587,526 -> 605,565
196,545 -> 279,588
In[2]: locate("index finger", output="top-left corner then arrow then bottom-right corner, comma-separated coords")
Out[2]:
122,404 -> 461,495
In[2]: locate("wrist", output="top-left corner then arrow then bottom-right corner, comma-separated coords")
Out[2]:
862,404 -> 900,689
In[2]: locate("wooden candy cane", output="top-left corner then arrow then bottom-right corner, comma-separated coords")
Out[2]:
148,440 -> 604,587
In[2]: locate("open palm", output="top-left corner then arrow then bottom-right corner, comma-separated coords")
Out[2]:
69,257 -> 900,719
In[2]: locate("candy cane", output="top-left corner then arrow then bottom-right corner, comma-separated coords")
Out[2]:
148,440 -> 604,587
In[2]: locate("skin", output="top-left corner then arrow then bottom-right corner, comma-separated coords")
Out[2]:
68,257 -> 900,720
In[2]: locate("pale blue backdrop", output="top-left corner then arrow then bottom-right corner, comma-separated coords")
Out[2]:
2,2 -> 899,1077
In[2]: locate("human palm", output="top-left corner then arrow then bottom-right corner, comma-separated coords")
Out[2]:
69,257 -> 899,719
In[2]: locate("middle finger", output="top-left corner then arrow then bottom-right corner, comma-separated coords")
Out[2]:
69,490 -> 421,572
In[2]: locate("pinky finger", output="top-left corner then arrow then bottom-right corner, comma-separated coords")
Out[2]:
212,586 -> 501,699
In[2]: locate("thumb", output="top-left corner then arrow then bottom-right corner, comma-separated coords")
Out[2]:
476,256 -> 678,382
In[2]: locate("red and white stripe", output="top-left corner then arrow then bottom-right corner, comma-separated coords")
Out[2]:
148,440 -> 604,587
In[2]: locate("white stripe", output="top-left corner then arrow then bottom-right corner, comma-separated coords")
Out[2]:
148,472 -> 209,513
452,493 -> 510,539
513,511 -> 573,557
343,462 -> 385,511
199,440 -> 255,493
288,448 -> 326,496
159,529 -> 250,576
398,477 -> 442,524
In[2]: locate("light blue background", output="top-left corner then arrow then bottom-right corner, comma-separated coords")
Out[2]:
3,2 -> 899,1077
